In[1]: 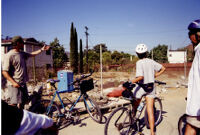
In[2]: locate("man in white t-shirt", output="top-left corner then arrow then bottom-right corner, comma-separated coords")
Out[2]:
185,19 -> 200,135
131,44 -> 165,135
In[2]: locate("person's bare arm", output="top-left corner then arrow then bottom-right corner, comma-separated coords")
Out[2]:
30,45 -> 50,57
2,71 -> 20,88
132,76 -> 144,84
155,66 -> 166,78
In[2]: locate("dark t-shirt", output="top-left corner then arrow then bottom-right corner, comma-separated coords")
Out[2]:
1,101 -> 24,135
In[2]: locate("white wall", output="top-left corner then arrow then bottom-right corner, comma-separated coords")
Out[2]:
168,51 -> 187,63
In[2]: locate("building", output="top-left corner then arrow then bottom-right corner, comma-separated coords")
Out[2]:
167,50 -> 187,63
1,37 -> 53,81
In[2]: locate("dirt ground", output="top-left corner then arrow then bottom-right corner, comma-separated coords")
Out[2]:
58,70 -> 188,135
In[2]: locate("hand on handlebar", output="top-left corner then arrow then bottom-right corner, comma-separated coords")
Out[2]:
122,81 -> 136,90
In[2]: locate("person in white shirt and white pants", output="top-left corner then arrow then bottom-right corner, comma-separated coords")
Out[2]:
185,19 -> 200,135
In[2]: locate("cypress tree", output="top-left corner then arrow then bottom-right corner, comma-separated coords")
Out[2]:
69,22 -> 79,74
79,39 -> 83,73
70,22 -> 75,72
74,28 -> 78,73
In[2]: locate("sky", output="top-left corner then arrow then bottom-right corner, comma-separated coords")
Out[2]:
1,0 -> 200,54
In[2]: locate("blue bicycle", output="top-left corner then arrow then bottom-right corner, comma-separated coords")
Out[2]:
40,72 -> 102,129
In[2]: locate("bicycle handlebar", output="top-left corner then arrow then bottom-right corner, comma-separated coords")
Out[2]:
46,72 -> 93,87
68,72 -> 93,86
123,80 -> 166,90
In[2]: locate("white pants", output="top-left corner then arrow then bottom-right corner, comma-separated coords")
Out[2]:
15,110 -> 53,135
132,84 -> 156,99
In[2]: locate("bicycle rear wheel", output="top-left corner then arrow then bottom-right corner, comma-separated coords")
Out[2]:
84,97 -> 102,123
104,107 -> 134,135
144,97 -> 163,129
39,100 -> 62,126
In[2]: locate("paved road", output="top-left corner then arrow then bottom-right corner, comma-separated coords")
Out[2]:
59,87 -> 187,135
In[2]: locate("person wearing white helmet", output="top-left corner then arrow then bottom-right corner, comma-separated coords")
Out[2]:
131,44 -> 165,135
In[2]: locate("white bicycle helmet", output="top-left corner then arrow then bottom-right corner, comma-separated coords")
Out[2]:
135,44 -> 148,54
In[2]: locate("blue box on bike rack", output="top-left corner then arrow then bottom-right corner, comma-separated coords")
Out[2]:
57,70 -> 74,92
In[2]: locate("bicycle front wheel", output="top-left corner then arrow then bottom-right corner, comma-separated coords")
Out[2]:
84,97 -> 102,123
104,107 -> 133,135
40,100 -> 62,126
144,97 -> 163,129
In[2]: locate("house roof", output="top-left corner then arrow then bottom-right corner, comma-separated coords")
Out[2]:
1,37 -> 45,46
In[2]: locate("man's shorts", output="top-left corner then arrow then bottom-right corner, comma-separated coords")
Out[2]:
132,84 -> 156,99
7,84 -> 29,105
186,115 -> 200,128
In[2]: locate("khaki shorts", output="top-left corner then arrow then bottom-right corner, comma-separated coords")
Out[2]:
186,115 -> 200,128
132,84 -> 155,99
7,84 -> 29,105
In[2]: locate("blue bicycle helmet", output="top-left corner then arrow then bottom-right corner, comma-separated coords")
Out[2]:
188,19 -> 200,31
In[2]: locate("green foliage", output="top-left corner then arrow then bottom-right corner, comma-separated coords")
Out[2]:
102,51 -> 112,65
93,44 -> 108,53
148,44 -> 168,63
69,22 -> 79,73
50,38 -> 68,68
111,51 -> 123,64
79,39 -> 83,73
88,50 -> 100,66
81,44 -> 136,71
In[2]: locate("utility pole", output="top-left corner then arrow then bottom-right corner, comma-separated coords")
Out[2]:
85,26 -> 89,72
100,44 -> 103,96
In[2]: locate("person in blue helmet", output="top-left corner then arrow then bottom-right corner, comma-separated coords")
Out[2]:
185,19 -> 200,135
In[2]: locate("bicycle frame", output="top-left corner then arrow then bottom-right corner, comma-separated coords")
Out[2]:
45,72 -> 102,127
47,91 -> 65,116
46,88 -> 95,117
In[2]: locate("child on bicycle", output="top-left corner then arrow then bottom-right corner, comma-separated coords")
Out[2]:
131,44 -> 165,135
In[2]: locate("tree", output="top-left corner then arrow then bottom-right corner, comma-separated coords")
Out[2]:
149,44 -> 168,63
102,51 -> 112,65
93,44 -> 108,53
79,39 -> 83,73
50,38 -> 68,68
74,28 -> 79,73
88,50 -> 99,67
69,22 -> 78,73
111,51 -> 123,64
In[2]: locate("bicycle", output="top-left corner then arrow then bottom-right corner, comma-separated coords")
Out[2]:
178,98 -> 200,135
39,72 -> 102,129
104,80 -> 166,135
